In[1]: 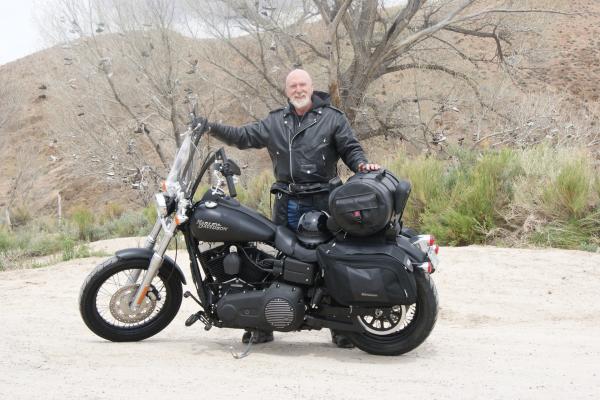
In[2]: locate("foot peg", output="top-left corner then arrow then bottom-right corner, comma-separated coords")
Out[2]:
185,313 -> 199,327
184,310 -> 212,330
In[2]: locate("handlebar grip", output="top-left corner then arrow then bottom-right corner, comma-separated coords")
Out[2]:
226,174 -> 237,198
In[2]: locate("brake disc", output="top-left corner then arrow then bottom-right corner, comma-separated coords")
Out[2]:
109,285 -> 157,324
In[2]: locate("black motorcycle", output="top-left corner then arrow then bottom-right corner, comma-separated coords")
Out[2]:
79,116 -> 440,357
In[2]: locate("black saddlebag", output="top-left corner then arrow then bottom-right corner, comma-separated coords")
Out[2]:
316,240 -> 417,307
328,170 -> 410,237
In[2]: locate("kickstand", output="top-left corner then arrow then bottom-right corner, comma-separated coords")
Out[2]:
229,332 -> 255,359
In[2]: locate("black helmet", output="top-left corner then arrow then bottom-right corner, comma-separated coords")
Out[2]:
297,211 -> 332,248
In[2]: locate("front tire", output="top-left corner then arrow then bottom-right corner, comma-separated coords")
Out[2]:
345,271 -> 438,356
79,256 -> 183,342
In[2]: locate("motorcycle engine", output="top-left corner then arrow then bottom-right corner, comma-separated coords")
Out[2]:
200,244 -> 270,284
216,282 -> 305,332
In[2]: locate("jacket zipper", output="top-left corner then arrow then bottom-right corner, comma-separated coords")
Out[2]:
289,116 -> 318,183
287,119 -> 295,184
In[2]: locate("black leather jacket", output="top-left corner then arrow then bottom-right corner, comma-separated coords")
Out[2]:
209,91 -> 368,185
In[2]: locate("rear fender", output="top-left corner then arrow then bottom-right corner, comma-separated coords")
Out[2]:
114,248 -> 187,285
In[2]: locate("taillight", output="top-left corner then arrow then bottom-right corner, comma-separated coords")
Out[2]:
416,261 -> 434,274
434,244 -> 440,255
428,235 -> 436,246
161,180 -> 167,192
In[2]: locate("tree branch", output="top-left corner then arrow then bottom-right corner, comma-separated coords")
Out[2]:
443,24 -> 510,62
385,62 -> 482,104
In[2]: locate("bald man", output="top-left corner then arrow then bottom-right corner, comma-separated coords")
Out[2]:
206,69 -> 379,348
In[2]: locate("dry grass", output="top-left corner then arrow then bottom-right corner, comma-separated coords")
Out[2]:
390,144 -> 599,250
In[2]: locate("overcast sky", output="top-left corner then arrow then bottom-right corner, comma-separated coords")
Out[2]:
0,0 -> 43,65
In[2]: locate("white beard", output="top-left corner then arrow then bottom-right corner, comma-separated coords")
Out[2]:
290,96 -> 310,109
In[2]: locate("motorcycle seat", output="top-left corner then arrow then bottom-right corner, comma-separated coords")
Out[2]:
274,226 -> 318,263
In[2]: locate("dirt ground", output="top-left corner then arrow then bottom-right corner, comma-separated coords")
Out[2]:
1,239 -> 599,400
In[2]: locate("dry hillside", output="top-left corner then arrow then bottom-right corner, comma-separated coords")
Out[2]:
1,0 -> 599,219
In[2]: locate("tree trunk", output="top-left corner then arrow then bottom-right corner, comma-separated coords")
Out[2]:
4,208 -> 11,231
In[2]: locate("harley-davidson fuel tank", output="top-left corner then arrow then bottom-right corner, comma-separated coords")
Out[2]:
190,197 -> 276,242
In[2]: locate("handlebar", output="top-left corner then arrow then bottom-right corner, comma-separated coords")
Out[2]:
187,113 -> 241,200
225,174 -> 237,198
216,148 -> 238,198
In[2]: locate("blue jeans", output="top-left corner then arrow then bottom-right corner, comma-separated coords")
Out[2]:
287,198 -> 317,231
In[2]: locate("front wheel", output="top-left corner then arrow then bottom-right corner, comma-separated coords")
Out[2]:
79,256 -> 183,342
345,271 -> 438,356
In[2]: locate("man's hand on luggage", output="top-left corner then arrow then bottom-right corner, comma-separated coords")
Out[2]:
358,162 -> 381,172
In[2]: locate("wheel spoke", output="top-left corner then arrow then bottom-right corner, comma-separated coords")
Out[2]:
357,303 -> 418,335
109,275 -> 119,289
98,287 -> 114,297
93,270 -> 169,329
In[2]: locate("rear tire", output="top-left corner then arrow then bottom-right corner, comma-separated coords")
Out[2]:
79,256 -> 183,342
345,271 -> 438,356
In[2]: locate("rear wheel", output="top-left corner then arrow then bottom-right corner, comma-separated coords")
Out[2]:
345,271 -> 438,356
79,257 -> 183,342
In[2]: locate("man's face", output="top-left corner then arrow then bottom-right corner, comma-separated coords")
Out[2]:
285,71 -> 313,109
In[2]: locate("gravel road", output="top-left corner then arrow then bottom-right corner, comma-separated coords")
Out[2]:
1,239 -> 599,400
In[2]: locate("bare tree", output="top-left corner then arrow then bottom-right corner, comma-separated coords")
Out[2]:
183,0 -> 572,146
39,0 -> 580,164
39,0 -> 210,190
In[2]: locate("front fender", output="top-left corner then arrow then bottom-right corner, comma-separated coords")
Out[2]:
115,248 -> 187,285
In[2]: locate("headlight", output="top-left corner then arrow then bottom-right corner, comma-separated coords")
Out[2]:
154,193 -> 168,217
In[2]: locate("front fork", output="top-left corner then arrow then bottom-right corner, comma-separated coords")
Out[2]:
129,217 -> 175,311
143,217 -> 163,250
125,218 -> 162,287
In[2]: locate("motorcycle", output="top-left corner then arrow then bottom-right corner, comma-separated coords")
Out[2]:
79,115 -> 439,357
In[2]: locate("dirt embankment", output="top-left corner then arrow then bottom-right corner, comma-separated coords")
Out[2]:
1,239 -> 599,400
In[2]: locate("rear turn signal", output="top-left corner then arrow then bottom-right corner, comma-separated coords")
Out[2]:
428,235 -> 436,246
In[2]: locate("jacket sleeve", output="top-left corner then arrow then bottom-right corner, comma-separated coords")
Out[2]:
334,113 -> 368,172
209,117 -> 270,150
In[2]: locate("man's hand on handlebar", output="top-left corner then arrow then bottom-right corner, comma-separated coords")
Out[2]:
191,116 -> 210,134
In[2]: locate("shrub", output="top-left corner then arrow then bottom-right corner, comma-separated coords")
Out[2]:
24,233 -> 66,257
0,226 -> 13,252
106,212 -> 151,237
418,148 -> 522,245
388,154 -> 446,229
61,237 -> 76,261
101,202 -> 125,222
70,206 -> 96,241
10,206 -> 32,227
541,160 -> 592,220
62,240 -> 91,261
142,204 -> 158,226
237,170 -> 274,217
192,183 -> 211,202
531,217 -> 600,251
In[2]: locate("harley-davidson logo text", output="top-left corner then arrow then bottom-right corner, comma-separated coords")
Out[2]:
196,219 -> 228,231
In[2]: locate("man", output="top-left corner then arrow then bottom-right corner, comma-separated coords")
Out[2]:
202,69 -> 380,347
